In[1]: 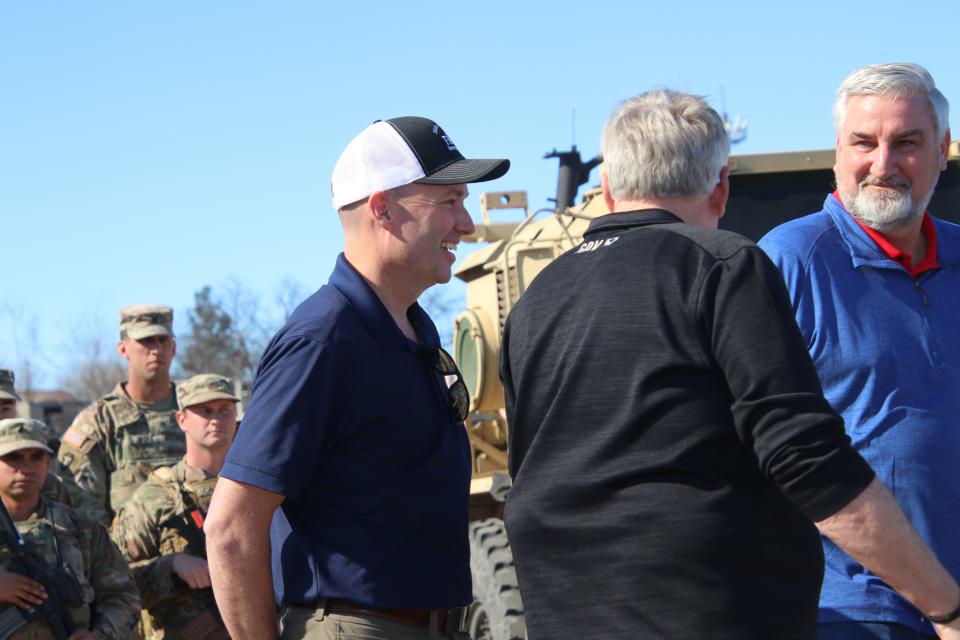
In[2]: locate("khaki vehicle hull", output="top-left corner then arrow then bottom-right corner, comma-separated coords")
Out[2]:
454,144 -> 960,639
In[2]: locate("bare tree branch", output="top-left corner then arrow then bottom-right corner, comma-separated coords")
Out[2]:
58,312 -> 126,401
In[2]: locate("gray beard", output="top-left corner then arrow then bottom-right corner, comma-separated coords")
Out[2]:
837,172 -> 937,233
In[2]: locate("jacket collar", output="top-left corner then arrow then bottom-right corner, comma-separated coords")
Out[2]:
823,193 -> 957,272
584,210 -> 684,237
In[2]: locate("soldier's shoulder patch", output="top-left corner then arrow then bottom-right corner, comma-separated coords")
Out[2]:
61,427 -> 96,454
68,406 -> 106,435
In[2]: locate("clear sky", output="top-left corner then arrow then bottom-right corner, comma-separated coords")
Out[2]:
2,0 -> 957,388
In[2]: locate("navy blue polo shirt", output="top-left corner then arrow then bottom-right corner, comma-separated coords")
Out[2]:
221,254 -> 472,608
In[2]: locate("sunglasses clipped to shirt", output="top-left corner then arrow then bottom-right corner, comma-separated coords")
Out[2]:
420,344 -> 470,424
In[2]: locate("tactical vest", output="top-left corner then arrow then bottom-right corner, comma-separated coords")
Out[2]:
152,466 -> 216,558
0,503 -> 94,637
103,391 -> 185,515
144,466 -> 226,640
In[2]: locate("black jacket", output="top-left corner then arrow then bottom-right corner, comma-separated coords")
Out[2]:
500,210 -> 874,640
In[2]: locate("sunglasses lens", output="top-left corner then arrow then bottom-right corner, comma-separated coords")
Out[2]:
435,349 -> 457,376
449,380 -> 469,423
422,345 -> 470,423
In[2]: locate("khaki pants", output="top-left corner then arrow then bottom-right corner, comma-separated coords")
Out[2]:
279,602 -> 470,640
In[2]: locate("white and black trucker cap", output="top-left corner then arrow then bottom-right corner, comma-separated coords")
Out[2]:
331,116 -> 510,210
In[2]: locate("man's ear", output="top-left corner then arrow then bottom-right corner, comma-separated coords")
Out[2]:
600,170 -> 615,213
368,191 -> 391,223
117,339 -> 128,360
833,134 -> 842,174
939,128 -> 951,171
709,165 -> 730,219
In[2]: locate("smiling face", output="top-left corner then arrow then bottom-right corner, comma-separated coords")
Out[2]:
834,93 -> 949,232
177,398 -> 238,451
383,182 -> 476,290
0,448 -> 49,501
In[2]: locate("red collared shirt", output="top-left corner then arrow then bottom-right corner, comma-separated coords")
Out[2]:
834,190 -> 939,277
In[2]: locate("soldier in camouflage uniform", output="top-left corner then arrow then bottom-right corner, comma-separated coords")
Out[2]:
0,369 -> 71,507
0,417 -> 140,639
58,306 -> 186,528
112,374 -> 239,639
0,370 -> 18,421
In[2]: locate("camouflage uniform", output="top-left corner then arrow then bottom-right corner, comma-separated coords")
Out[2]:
57,306 -> 185,528
110,375 -> 239,640
112,460 -> 225,639
1,371 -> 70,509
0,418 -> 141,639
38,475 -> 70,508
0,498 -> 142,639
0,369 -> 19,403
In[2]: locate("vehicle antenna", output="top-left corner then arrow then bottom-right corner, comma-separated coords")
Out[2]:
571,108 -> 576,148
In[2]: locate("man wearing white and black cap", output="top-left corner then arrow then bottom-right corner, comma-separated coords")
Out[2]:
206,116 -> 508,639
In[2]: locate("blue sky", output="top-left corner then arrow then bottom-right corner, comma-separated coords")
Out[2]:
2,0 -> 956,388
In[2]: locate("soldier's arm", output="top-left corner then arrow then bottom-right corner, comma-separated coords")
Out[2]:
84,519 -> 141,640
57,411 -> 112,528
205,477 -> 283,640
110,487 -> 183,610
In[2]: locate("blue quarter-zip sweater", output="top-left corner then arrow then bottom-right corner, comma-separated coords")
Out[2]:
760,194 -> 960,635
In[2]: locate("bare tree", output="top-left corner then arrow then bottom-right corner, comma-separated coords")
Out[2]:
61,356 -> 126,402
0,303 -> 57,392
275,277 -> 309,322
179,286 -> 252,383
208,277 -> 309,377
58,313 -> 126,402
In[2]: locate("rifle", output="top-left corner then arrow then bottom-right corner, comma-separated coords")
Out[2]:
0,500 -> 84,640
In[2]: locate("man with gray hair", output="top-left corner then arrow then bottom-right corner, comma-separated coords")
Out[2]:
501,88 -> 960,639
761,63 -> 960,639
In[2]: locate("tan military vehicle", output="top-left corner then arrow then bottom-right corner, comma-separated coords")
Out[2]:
456,143 -> 960,640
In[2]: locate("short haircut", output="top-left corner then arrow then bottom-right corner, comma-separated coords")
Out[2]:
601,89 -> 730,201
834,63 -> 950,140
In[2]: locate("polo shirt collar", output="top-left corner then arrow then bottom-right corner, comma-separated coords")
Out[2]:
328,253 -> 439,350
851,211 -> 939,277
823,193 -> 950,275
585,209 -> 683,236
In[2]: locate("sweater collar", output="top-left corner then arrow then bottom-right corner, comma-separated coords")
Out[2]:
823,193 -> 954,274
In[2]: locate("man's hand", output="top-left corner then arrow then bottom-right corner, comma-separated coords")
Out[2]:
67,629 -> 95,640
0,569 -> 46,608
934,618 -> 960,639
817,479 -> 960,638
172,554 -> 211,589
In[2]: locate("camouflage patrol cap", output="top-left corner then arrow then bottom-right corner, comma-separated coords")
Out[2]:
177,374 -> 239,410
0,369 -> 18,401
120,304 -> 174,340
0,418 -> 53,457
